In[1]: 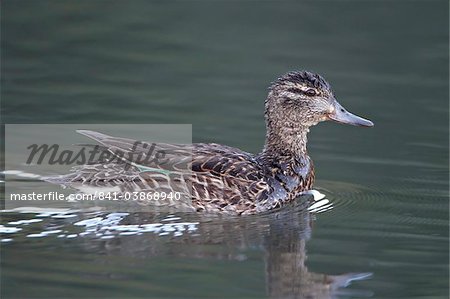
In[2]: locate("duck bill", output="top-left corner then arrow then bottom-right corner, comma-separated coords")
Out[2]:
328,101 -> 374,127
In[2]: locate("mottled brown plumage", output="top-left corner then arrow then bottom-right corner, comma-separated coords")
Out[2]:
45,71 -> 373,215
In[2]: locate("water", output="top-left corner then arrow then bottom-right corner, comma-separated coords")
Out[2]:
1,1 -> 448,298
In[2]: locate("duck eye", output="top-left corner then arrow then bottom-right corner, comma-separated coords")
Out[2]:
305,89 -> 317,96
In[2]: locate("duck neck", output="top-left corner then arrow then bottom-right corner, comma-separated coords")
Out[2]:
260,124 -> 310,162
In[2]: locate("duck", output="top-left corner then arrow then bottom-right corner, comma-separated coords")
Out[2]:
45,71 -> 373,215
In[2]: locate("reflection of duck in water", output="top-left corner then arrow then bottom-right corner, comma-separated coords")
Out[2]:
71,201 -> 371,298
264,206 -> 372,298
45,71 -> 373,214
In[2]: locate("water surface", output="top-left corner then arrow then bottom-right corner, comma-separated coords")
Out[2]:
1,1 -> 449,298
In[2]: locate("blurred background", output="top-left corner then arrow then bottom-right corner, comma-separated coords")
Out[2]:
1,1 -> 449,298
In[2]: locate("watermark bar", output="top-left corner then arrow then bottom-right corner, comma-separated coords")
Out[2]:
4,124 -> 193,211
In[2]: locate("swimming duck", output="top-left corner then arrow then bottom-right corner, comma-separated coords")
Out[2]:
46,71 -> 373,215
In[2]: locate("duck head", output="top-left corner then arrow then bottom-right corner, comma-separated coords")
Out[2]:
266,71 -> 374,128
263,71 -> 373,155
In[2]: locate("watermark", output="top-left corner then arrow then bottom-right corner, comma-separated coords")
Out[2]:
4,124 -> 194,210
26,141 -> 169,170
9,191 -> 182,202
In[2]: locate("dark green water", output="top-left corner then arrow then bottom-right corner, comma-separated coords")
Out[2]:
1,1 -> 449,298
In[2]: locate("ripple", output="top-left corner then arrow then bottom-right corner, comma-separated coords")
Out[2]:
308,199 -> 333,213
0,225 -> 22,234
0,208 -> 200,242
8,219 -> 43,225
2,170 -> 42,179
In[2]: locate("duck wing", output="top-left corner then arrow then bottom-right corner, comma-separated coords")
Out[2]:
75,130 -> 192,172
